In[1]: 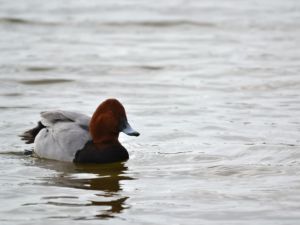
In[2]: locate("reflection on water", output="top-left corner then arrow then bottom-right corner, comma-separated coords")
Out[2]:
30,159 -> 133,219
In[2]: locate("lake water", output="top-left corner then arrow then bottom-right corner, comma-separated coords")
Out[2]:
0,0 -> 300,224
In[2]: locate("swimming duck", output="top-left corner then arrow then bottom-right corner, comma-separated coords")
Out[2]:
20,98 -> 139,163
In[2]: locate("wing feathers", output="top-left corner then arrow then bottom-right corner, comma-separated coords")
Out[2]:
40,110 -> 90,127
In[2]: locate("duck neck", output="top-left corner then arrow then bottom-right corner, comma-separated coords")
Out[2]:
93,135 -> 120,148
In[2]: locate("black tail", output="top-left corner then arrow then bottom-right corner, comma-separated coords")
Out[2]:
19,121 -> 45,144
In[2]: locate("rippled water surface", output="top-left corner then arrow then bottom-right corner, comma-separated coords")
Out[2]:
1,0 -> 300,224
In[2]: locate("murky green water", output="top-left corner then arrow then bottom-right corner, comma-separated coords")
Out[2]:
1,0 -> 300,224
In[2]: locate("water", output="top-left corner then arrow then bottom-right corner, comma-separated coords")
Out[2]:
1,0 -> 300,224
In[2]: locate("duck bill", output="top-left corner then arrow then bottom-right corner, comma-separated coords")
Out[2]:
122,121 -> 140,136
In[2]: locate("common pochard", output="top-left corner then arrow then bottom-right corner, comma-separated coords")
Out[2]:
20,99 -> 139,163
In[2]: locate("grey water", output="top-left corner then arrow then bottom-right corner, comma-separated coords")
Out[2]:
0,0 -> 300,224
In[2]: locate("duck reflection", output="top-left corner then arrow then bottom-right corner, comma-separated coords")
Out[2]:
31,159 -> 133,219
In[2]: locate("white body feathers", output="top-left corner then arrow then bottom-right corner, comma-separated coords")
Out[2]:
34,110 -> 92,162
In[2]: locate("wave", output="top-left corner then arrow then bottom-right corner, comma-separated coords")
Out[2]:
0,17 -> 216,28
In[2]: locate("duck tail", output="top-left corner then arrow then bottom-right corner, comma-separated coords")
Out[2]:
19,121 -> 45,144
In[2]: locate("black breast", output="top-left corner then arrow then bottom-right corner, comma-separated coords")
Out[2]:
73,141 -> 129,164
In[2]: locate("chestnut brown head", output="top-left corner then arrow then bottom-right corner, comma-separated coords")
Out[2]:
89,99 -> 139,144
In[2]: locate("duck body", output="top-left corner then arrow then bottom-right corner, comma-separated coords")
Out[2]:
34,110 -> 91,162
20,99 -> 139,163
74,141 -> 128,163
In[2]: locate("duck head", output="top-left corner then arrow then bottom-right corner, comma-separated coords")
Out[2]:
89,99 -> 139,145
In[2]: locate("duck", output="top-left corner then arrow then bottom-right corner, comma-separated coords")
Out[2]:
19,98 -> 139,163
